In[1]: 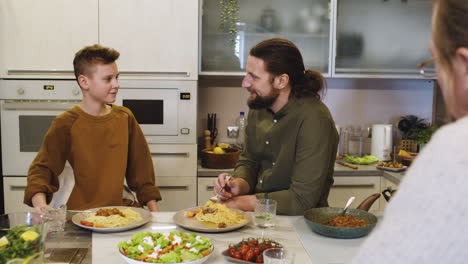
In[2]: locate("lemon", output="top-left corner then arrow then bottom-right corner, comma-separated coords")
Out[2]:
20,231 -> 39,242
217,143 -> 230,148
213,147 -> 225,154
0,236 -> 9,247
398,150 -> 410,157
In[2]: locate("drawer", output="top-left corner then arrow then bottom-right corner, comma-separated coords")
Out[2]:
3,177 -> 34,213
197,177 -> 216,206
328,176 -> 381,211
149,144 -> 197,177
155,177 -> 196,212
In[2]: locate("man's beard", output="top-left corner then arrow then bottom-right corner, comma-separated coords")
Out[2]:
247,89 -> 280,109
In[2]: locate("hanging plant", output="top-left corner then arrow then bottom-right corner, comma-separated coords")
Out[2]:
219,0 -> 240,45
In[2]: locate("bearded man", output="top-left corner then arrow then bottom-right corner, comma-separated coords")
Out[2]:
213,38 -> 339,215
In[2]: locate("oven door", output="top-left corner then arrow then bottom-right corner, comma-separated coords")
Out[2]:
115,89 -> 178,136
0,100 -> 78,176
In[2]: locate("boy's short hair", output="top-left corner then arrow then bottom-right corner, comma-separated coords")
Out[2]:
73,44 -> 120,79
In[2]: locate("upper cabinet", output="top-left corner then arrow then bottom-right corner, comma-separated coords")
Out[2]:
0,0 -> 199,80
200,0 -> 435,79
0,0 -> 98,79
200,0 -> 332,76
99,0 -> 199,80
334,0 -> 434,78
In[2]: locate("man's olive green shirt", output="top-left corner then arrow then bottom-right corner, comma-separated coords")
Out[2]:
234,97 -> 338,215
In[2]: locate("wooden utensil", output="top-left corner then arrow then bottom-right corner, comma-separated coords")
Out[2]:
336,160 -> 358,169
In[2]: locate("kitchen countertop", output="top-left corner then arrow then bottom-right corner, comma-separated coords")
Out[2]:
91,212 -> 383,264
198,163 -> 405,184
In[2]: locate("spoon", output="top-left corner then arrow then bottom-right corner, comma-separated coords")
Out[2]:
341,196 -> 356,216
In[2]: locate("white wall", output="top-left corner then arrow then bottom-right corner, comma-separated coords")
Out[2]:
198,78 -> 434,144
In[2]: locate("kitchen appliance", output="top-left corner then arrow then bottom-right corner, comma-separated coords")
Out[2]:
114,80 -> 196,144
0,79 -> 198,213
371,124 -> 393,161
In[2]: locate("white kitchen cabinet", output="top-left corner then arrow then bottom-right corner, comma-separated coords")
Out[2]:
155,177 -> 197,211
200,0 -> 434,79
0,0 -> 198,80
328,176 -> 381,212
334,0 -> 434,78
149,144 -> 197,178
99,0 -> 199,80
197,177 -> 215,206
201,0 -> 331,76
3,177 -> 34,213
0,0 -> 98,79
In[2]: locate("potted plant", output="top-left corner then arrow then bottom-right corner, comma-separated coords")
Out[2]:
219,0 -> 239,45
397,115 -> 437,152
408,126 -> 438,151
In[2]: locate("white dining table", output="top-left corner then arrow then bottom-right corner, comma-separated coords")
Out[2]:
91,211 -> 380,264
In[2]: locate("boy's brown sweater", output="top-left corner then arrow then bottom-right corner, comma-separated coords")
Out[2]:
24,105 -> 161,210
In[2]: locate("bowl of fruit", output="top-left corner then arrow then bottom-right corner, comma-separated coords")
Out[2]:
201,144 -> 240,169
376,161 -> 407,172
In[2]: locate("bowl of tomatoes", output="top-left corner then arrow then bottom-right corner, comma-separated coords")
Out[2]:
222,238 -> 282,263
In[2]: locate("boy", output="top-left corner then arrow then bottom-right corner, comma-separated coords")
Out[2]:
24,44 -> 161,212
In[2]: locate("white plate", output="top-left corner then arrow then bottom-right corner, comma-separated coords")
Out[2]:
173,207 -> 249,233
376,165 -> 408,172
119,245 -> 214,264
71,206 -> 151,233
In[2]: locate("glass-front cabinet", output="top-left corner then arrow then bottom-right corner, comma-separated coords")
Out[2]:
334,0 -> 434,78
200,0 -> 435,79
201,0 -> 332,76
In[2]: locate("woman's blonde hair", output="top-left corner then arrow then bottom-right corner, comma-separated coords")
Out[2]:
433,0 -> 468,72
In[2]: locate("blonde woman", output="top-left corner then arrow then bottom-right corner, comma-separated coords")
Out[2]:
352,0 -> 468,263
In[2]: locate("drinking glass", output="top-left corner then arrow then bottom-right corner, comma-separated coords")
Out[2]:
0,212 -> 48,263
263,248 -> 295,264
254,199 -> 277,228
42,204 -> 67,232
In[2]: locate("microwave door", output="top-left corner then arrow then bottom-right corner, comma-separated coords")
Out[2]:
117,89 -> 178,136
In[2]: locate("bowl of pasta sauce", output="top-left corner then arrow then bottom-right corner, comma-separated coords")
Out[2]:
304,207 -> 378,239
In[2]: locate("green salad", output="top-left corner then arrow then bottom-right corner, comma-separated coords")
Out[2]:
0,224 -> 43,264
344,154 -> 380,165
118,231 -> 212,263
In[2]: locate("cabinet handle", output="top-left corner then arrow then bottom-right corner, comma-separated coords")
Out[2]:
159,186 -> 189,190
119,71 -> 190,77
332,184 -> 375,188
10,185 -> 27,191
151,152 -> 189,157
3,101 -> 80,110
206,186 -> 214,191
8,69 -> 74,75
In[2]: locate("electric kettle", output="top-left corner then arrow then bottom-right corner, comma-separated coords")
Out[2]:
371,124 -> 393,161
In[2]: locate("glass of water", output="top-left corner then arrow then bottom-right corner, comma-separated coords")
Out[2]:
42,204 -> 67,232
254,199 -> 277,228
263,248 -> 295,264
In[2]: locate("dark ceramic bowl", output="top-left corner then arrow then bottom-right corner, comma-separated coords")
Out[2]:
304,207 -> 378,239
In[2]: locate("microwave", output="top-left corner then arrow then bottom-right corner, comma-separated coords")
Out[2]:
115,80 -> 197,144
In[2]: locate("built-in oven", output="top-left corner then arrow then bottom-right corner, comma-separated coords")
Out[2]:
0,79 -> 198,212
115,80 -> 198,210
0,80 -> 82,213
115,80 -> 197,144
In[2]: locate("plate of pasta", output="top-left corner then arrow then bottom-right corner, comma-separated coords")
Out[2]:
173,201 -> 249,233
71,206 -> 151,233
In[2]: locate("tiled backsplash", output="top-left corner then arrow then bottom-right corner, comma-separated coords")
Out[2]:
198,77 -> 435,145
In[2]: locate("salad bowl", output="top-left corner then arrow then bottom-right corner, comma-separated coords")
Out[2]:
118,231 -> 213,264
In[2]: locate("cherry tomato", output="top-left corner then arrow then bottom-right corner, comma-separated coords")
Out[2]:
233,252 -> 242,260
255,254 -> 264,263
244,249 -> 255,262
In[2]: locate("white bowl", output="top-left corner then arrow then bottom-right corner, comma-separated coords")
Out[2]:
118,245 -> 214,264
